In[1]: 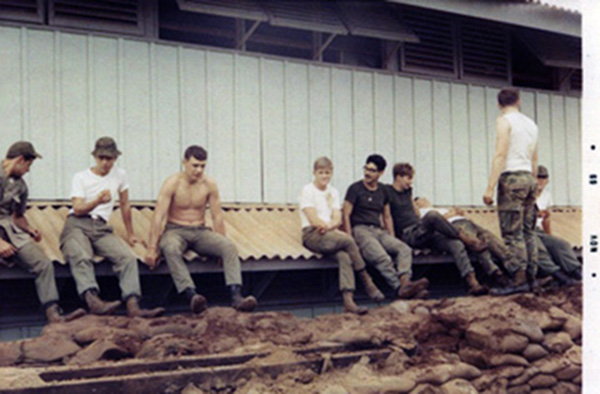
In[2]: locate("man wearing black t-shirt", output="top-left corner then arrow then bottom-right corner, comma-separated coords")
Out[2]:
386,163 -> 489,295
343,154 -> 428,299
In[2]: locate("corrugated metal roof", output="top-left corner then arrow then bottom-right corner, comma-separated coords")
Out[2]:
176,0 -> 269,21
520,0 -> 581,14
262,1 -> 348,35
12,203 -> 583,266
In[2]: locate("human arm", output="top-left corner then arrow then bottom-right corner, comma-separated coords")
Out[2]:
483,117 -> 511,205
119,189 -> 143,246
72,191 -> 111,216
383,204 -> 395,237
540,210 -> 552,234
208,179 -> 226,236
302,207 -> 330,233
144,177 -> 177,268
12,214 -> 41,242
342,201 -> 353,235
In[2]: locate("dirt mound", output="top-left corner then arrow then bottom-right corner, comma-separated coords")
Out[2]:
0,286 -> 582,393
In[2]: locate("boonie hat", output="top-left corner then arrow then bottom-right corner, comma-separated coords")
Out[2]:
92,137 -> 121,158
6,141 -> 42,159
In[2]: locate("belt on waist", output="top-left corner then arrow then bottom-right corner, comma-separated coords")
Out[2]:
68,214 -> 107,223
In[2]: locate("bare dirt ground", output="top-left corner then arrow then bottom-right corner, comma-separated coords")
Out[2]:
0,285 -> 581,393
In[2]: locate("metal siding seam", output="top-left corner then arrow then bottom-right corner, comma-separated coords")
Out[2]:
465,84 -> 473,203
86,35 -> 93,166
21,27 -> 30,142
283,60 -> 289,203
350,70 -> 356,180
177,46 -> 184,187
232,53 -> 238,201
54,31 -> 62,197
150,42 -> 158,196
118,37 -> 125,176
258,57 -> 265,203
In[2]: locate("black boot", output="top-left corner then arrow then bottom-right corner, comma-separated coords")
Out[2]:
570,268 -> 582,281
230,284 -> 257,312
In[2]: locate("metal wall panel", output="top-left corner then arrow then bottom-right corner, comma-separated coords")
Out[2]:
0,26 -> 581,207
432,81 -> 453,205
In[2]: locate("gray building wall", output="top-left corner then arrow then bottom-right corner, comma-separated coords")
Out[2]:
0,26 -> 581,205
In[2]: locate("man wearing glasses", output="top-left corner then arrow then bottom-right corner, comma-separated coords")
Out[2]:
342,154 -> 428,299
60,137 -> 164,318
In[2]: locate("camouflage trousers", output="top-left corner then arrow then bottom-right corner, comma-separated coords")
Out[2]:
497,171 -> 538,278
451,219 -> 521,275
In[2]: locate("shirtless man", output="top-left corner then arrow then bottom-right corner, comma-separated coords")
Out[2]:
145,146 -> 257,313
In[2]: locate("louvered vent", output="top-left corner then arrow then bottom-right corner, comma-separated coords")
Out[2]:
460,19 -> 509,81
402,8 -> 455,75
49,0 -> 143,36
0,0 -> 43,23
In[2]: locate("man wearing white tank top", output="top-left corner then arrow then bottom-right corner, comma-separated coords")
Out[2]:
483,88 -> 539,293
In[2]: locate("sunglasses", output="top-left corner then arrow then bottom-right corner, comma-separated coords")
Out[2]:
363,166 -> 379,173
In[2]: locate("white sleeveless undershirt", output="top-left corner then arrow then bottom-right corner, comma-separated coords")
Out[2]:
502,112 -> 538,173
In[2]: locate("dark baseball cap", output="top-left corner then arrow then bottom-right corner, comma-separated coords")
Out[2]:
537,165 -> 549,178
6,141 -> 42,159
92,137 -> 121,158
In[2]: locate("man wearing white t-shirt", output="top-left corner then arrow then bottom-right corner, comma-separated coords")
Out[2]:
300,157 -> 384,314
60,137 -> 164,318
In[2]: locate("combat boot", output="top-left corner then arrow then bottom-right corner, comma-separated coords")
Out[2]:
184,288 -> 207,314
126,296 -> 165,318
230,285 -> 257,312
397,274 -> 429,299
465,272 -> 487,295
84,289 -> 121,315
358,270 -> 385,302
342,291 -> 368,315
489,269 -> 529,296
45,304 -> 86,324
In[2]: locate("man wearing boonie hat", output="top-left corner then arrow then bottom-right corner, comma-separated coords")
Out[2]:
60,137 -> 164,318
0,141 -> 86,323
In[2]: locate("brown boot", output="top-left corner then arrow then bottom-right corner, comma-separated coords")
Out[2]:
465,272 -> 487,296
458,231 -> 487,252
190,294 -> 208,314
126,297 -> 165,318
230,285 -> 257,312
413,289 -> 430,299
513,269 -> 527,287
45,304 -> 86,324
342,291 -> 368,315
84,289 -> 121,315
397,274 -> 429,299
358,270 -> 385,302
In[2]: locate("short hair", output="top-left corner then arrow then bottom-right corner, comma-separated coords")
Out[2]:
313,156 -> 333,171
366,154 -> 387,172
184,145 -> 207,161
393,162 -> 414,179
497,88 -> 520,107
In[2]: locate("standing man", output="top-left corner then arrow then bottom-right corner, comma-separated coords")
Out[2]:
1,142 -> 85,323
60,137 -> 164,318
300,157 -> 384,315
483,88 -> 539,291
343,154 -> 428,299
534,165 -> 581,281
387,163 -> 487,295
144,146 -> 257,313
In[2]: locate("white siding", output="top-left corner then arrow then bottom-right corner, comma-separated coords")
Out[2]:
0,26 -> 582,206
